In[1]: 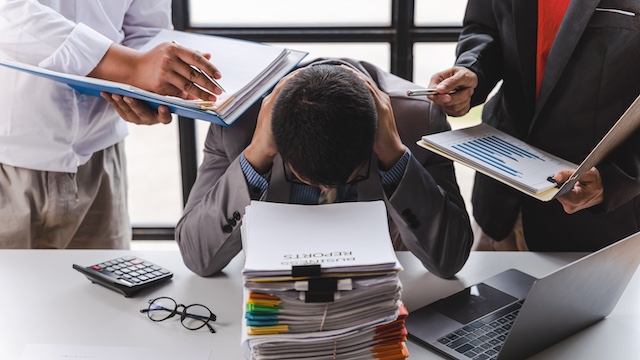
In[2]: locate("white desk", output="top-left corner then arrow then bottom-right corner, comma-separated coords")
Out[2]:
0,250 -> 638,359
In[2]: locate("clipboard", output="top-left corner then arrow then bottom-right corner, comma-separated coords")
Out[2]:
418,93 -> 640,202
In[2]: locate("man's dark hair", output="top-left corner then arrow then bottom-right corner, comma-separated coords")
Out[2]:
271,64 -> 377,187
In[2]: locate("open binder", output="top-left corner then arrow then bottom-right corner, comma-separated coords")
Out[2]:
0,30 -> 307,126
418,94 -> 640,202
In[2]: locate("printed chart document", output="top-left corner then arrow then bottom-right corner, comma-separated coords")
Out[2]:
241,201 -> 403,279
19,344 -> 211,360
418,94 -> 640,201
0,30 -> 307,126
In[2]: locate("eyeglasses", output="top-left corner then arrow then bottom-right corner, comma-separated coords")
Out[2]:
140,297 -> 217,333
282,157 -> 371,187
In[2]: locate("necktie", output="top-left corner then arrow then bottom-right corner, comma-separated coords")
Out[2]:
536,0 -> 571,98
318,188 -> 338,204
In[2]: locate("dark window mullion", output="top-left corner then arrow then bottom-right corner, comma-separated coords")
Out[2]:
391,0 -> 414,80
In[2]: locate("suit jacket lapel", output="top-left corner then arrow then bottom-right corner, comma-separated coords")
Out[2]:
531,0 -> 600,131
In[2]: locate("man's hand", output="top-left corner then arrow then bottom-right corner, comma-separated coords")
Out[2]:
90,42 -> 223,102
90,42 -> 224,125
554,167 -> 604,214
244,70 -> 299,173
100,92 -> 172,125
347,67 -> 405,170
427,66 -> 478,117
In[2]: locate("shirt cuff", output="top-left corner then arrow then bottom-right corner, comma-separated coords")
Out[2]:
240,152 -> 269,200
379,147 -> 411,196
39,23 -> 113,76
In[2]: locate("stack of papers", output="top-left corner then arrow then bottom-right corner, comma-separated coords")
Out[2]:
240,201 -> 409,360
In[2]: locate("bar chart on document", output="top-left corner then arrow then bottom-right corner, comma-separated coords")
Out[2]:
421,124 -> 578,194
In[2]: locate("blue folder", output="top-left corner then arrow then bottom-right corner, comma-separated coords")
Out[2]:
0,44 -> 306,126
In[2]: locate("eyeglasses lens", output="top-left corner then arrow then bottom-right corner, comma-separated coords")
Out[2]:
147,297 -> 176,321
181,304 -> 211,330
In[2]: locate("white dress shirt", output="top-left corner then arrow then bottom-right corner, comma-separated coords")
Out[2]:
0,0 -> 172,172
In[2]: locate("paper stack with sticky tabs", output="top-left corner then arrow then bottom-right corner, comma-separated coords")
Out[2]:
239,200 -> 409,360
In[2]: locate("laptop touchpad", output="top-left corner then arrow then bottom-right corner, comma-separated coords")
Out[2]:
433,283 -> 517,324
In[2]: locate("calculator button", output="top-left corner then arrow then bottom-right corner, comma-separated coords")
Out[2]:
130,258 -> 144,265
119,278 -> 133,286
91,265 -> 102,270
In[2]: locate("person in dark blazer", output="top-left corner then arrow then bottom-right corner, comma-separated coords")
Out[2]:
427,0 -> 640,251
175,58 -> 473,278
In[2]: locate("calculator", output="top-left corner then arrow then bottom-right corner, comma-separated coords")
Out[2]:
72,256 -> 173,297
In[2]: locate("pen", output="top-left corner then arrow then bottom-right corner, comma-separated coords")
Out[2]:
406,88 -> 458,96
172,40 -> 226,93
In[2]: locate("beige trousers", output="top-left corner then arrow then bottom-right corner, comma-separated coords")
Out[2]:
0,143 -> 130,249
471,212 -> 529,251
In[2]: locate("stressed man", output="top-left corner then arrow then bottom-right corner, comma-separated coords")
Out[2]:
176,59 -> 472,278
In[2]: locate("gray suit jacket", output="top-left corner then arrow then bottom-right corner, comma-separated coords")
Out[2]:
458,0 -> 640,250
176,58 -> 472,278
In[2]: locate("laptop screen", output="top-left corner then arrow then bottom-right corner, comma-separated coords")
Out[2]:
432,283 -> 518,324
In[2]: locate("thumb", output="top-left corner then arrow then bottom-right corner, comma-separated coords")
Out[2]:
553,170 -> 573,184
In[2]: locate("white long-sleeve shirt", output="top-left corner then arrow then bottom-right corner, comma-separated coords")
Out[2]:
0,0 -> 172,172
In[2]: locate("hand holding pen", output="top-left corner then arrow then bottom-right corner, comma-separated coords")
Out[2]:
406,88 -> 459,96
171,41 -> 226,95
96,39 -> 225,125
412,66 -> 478,117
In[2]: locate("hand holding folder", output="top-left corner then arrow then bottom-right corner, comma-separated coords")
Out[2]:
0,30 -> 307,126
417,93 -> 640,202
87,37 -> 225,126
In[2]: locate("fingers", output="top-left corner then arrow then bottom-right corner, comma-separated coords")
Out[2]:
161,42 -> 223,101
555,167 -> 604,214
436,87 -> 475,116
262,68 -> 301,107
427,67 -> 478,117
434,66 -> 478,92
339,66 -> 404,168
101,92 -> 172,125
552,169 -> 574,185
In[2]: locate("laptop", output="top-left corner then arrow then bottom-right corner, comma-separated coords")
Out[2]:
405,230 -> 640,360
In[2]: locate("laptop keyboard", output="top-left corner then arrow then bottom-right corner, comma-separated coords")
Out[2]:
436,300 -> 524,360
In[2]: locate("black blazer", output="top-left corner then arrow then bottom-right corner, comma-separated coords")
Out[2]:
456,0 -> 640,250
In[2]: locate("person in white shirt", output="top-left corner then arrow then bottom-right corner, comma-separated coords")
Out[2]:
0,0 -> 223,249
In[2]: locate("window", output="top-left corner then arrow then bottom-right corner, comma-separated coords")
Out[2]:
190,0 -> 391,27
